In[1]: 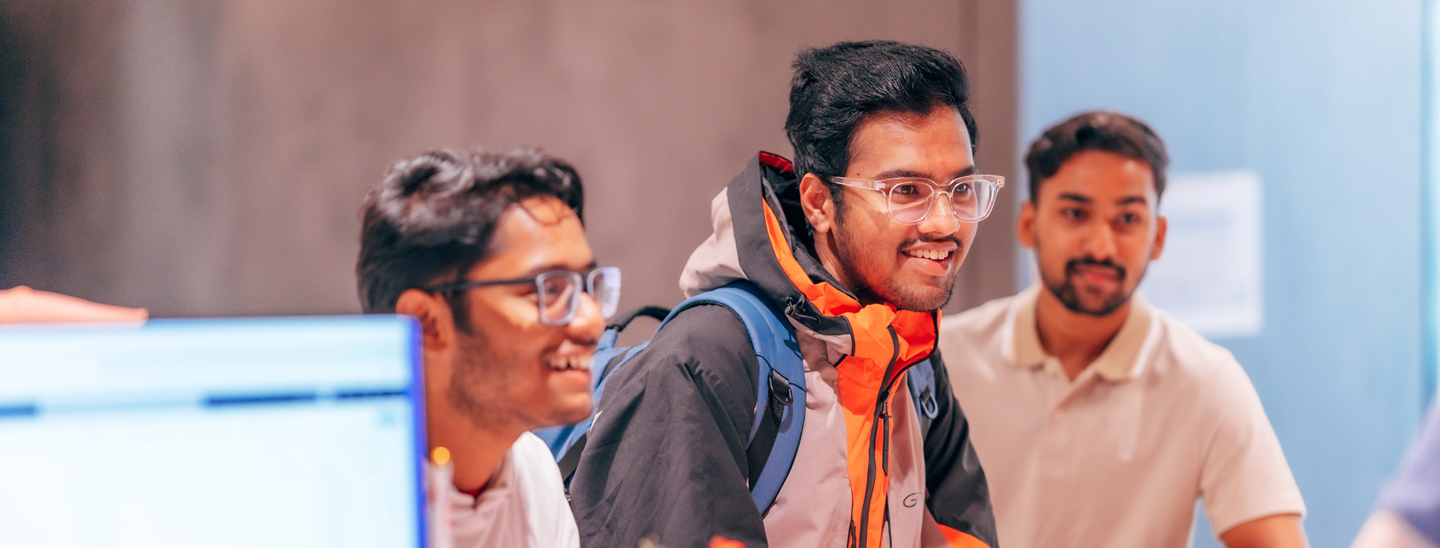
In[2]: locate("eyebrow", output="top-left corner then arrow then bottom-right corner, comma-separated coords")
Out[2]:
516,259 -> 599,279
872,164 -> 979,181
1057,192 -> 1092,204
1116,196 -> 1149,206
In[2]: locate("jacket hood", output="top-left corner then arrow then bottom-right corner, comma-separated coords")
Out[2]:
681,151 -> 938,377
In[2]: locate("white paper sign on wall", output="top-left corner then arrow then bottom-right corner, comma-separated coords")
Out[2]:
1138,170 -> 1264,339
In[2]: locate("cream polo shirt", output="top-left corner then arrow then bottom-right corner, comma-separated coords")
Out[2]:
938,287 -> 1304,548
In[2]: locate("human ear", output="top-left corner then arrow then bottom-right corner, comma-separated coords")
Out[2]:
1150,215 -> 1167,261
395,288 -> 455,353
1017,200 -> 1038,249
799,173 -> 837,235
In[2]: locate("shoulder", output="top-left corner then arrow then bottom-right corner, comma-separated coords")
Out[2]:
651,303 -> 752,355
628,302 -> 760,386
1149,310 -> 1247,382
509,433 -> 582,547
508,432 -> 567,493
1152,310 -> 1237,367
941,294 -> 1016,341
1147,310 -> 1265,417
937,294 -> 1016,372
597,303 -> 761,421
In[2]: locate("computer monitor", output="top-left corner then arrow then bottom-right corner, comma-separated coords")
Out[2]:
0,316 -> 427,548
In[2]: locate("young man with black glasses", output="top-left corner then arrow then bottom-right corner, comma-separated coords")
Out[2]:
356,148 -> 619,548
569,41 -> 1000,548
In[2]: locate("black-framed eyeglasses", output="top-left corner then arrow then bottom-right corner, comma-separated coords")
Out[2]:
424,266 -> 621,327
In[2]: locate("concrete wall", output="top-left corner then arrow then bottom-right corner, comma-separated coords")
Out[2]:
1020,1 -> 1424,545
0,0 -> 1020,318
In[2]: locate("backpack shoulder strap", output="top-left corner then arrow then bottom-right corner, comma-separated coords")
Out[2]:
670,281 -> 806,515
543,306 -> 669,475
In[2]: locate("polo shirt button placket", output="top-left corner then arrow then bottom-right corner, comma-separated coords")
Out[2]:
1042,404 -> 1069,478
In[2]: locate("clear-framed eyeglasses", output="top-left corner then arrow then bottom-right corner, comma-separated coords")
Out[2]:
828,174 -> 1006,224
424,266 -> 621,327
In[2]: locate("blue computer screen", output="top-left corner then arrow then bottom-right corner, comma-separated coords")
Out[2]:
0,316 -> 426,548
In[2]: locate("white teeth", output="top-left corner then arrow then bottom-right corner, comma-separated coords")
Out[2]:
546,355 -> 593,371
905,249 -> 951,261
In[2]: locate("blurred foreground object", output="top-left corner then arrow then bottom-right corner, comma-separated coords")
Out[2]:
0,316 -> 426,547
0,286 -> 148,323
1352,404 -> 1440,548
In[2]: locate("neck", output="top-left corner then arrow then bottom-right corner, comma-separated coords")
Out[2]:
1033,289 -> 1130,380
423,362 -> 527,494
813,231 -> 882,307
428,399 -> 523,496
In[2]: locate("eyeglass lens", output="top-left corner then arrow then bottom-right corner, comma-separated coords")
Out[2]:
535,268 -> 622,326
537,272 -> 581,326
886,179 -> 994,223
586,267 -> 621,320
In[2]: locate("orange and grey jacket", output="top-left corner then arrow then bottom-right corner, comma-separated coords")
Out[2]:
570,153 -> 997,548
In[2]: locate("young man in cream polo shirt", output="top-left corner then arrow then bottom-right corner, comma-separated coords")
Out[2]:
938,111 -> 1307,548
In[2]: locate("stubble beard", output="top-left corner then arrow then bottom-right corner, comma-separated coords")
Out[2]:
832,212 -> 957,312
449,329 -> 525,432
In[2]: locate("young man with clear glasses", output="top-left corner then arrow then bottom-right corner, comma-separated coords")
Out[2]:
938,111 -> 1307,548
355,148 -> 619,548
569,41 -> 1000,548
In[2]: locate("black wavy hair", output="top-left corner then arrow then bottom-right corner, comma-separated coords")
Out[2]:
1024,110 -> 1169,202
785,40 -> 978,185
356,148 -> 583,329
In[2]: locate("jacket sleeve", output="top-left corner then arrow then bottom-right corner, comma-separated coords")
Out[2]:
922,348 -> 1000,547
569,304 -> 767,548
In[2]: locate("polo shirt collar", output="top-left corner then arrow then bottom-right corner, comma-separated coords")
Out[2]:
1005,285 -> 1155,382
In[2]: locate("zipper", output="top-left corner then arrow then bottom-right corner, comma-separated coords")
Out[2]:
854,326 -> 904,548
882,399 -> 891,474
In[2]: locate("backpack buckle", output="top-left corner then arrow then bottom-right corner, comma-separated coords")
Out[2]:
919,386 -> 939,419
769,370 -> 793,407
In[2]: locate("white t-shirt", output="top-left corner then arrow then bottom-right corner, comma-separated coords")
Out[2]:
938,288 -> 1304,548
436,432 -> 580,548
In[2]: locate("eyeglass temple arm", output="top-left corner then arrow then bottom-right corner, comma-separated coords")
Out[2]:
425,277 -> 534,292
827,177 -> 885,190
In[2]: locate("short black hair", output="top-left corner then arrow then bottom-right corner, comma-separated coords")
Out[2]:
1024,110 -> 1169,202
785,40 -> 978,182
356,148 -> 584,326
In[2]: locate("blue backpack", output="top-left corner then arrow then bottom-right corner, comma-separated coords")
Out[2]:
535,281 -> 941,515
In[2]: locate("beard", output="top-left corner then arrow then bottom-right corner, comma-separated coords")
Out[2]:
1042,257 -> 1133,316
449,327 -> 504,429
449,320 -> 592,430
832,205 -> 959,312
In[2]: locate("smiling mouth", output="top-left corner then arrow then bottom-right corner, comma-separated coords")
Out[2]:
903,249 -> 952,261
543,355 -> 592,371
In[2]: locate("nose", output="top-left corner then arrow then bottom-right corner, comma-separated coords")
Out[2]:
1082,219 -> 1119,260
567,291 -> 605,345
917,194 -> 961,235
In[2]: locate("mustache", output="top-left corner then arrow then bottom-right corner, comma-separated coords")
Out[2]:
901,235 -> 964,250
1065,257 -> 1126,280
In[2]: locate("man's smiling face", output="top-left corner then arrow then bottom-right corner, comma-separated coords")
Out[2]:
828,105 -> 978,311
443,196 -> 603,432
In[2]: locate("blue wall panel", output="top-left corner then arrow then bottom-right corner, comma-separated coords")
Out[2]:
1020,1 -> 1424,545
